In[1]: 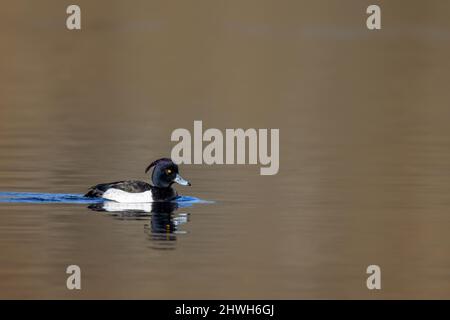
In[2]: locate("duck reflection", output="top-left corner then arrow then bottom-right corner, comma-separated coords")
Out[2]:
87,201 -> 190,249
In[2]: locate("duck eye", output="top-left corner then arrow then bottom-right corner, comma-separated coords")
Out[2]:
166,169 -> 172,175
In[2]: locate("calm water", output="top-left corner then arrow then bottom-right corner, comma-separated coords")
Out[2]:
1,1 -> 450,298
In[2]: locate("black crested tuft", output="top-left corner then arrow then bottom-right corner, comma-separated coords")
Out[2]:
145,158 -> 173,174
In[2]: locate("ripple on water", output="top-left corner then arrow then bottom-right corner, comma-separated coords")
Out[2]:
0,191 -> 212,205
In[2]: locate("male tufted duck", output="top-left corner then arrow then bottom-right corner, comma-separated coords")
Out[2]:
84,158 -> 191,203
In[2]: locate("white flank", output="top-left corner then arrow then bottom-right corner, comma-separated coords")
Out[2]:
102,188 -> 154,203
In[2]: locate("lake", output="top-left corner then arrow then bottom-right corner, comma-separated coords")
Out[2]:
0,1 -> 449,299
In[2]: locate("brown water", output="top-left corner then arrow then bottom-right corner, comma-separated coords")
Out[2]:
0,1 -> 450,299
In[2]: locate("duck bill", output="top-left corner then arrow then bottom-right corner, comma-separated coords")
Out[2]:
174,174 -> 191,186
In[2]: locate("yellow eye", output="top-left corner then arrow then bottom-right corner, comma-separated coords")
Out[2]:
166,169 -> 172,174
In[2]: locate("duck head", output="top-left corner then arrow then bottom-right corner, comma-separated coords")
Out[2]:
145,158 -> 191,188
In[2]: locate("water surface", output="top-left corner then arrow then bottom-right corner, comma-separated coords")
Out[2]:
0,1 -> 450,299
